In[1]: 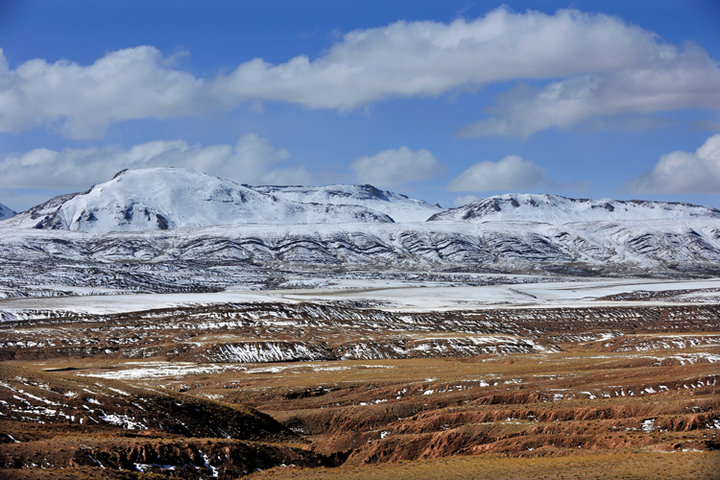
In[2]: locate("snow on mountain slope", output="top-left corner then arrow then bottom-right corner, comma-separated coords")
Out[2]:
252,184 -> 443,222
5,168 -> 394,233
429,193 -> 720,224
1,214 -> 720,298
2,173 -> 720,294
0,202 -> 15,221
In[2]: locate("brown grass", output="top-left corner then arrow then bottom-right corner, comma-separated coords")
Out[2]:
2,301 -> 719,478
247,452 -> 720,480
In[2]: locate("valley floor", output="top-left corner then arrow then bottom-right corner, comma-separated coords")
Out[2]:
247,452 -> 720,480
1,278 -> 719,479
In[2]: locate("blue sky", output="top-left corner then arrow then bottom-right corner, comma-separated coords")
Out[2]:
1,0 -> 719,211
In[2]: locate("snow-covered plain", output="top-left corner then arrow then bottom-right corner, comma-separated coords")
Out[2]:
1,277 -> 718,319
269,277 -> 720,311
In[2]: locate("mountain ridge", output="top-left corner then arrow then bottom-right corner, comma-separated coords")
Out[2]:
428,193 -> 720,223
5,169 -> 720,233
2,168 -> 720,293
252,184 -> 442,223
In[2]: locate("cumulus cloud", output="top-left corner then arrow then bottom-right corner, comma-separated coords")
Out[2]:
0,134 -> 310,191
0,46 -> 210,138
456,45 -> 720,137
216,8 -> 682,109
448,155 -> 546,192
627,134 -> 720,194
350,146 -> 442,186
1,8 -> 719,137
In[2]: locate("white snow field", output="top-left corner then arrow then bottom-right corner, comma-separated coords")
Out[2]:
1,277 -> 719,320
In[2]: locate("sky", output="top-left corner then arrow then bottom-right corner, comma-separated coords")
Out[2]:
1,0 -> 719,211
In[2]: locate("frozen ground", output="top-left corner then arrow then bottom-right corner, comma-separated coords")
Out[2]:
1,277 -> 718,320
274,277 -> 720,311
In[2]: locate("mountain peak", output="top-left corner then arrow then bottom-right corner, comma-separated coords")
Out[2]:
5,168 -> 414,233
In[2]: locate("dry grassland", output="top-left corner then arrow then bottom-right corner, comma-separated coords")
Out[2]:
247,452 -> 720,480
1,300 -> 719,478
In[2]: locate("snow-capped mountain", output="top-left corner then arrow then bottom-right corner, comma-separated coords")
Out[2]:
5,168 -> 395,233
0,202 -> 15,221
428,193 -> 720,223
2,170 -> 720,296
252,184 -> 442,222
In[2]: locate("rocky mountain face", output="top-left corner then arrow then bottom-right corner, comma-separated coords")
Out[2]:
1,168 -> 720,295
0,202 -> 15,221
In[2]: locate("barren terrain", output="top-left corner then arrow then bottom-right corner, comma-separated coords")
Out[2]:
1,280 -> 719,478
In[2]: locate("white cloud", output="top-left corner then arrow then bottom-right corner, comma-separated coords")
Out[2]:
448,155 -> 546,192
224,133 -> 310,185
456,46 -> 720,137
0,46 -> 209,139
0,134 -> 310,191
350,146 -> 442,186
627,134 -> 720,194
1,8 -> 719,137
216,8 -> 675,109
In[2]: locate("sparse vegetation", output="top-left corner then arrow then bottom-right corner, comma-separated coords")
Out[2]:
246,452 -> 720,480
1,297 -> 719,478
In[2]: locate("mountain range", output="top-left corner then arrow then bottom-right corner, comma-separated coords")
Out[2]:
1,167 -> 719,296
429,193 -> 720,223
